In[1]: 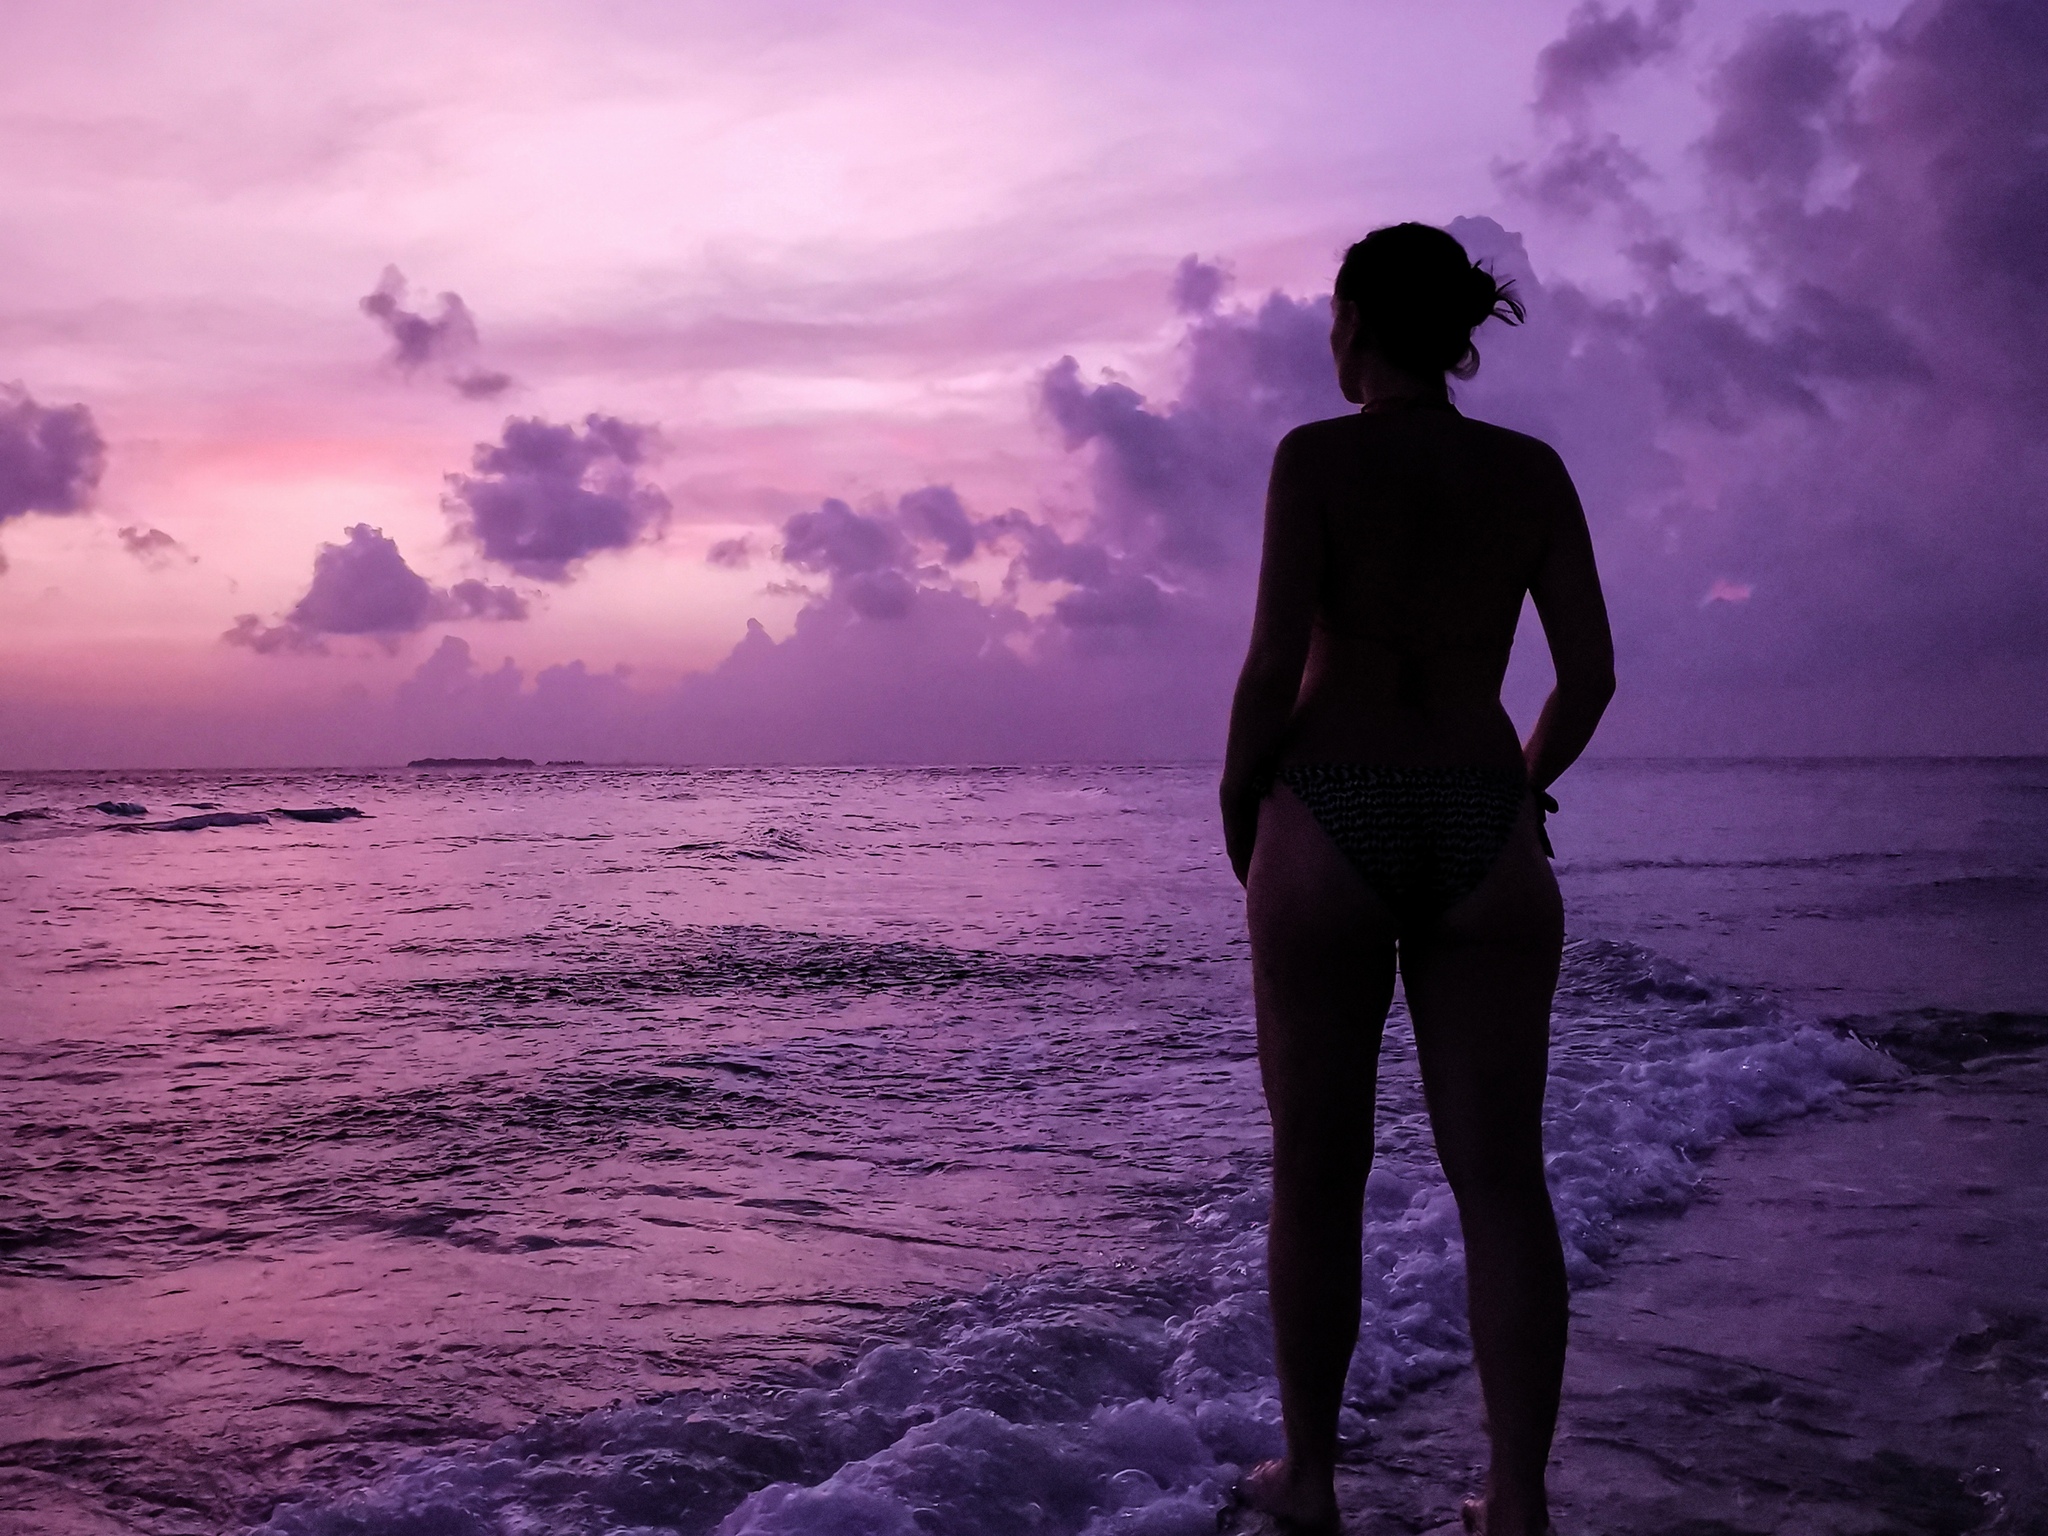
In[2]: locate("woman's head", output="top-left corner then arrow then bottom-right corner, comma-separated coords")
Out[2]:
1331,223 -> 1524,389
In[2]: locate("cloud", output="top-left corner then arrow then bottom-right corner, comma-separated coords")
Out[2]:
1697,11 -> 1858,195
777,498 -> 916,620
1535,0 -> 1692,117
561,291 -> 1353,757
0,385 -> 105,528
454,369 -> 514,400
1170,255 -> 1230,317
1040,289 -> 1342,576
1495,132 -> 1649,219
1471,0 -> 2048,746
705,536 -> 754,569
359,265 -> 515,399
117,525 -> 194,567
444,577 -> 529,621
224,523 -> 528,655
443,414 -> 670,581
897,485 -> 978,564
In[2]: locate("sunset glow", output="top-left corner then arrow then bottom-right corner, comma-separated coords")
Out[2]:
3,0 -> 2039,764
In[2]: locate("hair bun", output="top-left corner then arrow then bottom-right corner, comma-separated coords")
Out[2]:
1333,223 -> 1527,380
1465,263 -> 1508,328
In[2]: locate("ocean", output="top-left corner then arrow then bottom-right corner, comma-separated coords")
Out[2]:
2,759 -> 2043,1535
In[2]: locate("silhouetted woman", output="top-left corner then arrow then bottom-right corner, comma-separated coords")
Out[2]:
1220,223 -> 1614,1536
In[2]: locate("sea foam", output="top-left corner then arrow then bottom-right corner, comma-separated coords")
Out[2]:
254,941 -> 1899,1536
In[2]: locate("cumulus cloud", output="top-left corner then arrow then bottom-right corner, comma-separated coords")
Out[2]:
1170,255 -> 1231,316
443,414 -> 670,581
0,385 -> 105,528
224,523 -> 528,655
360,265 -> 515,399
1041,289 -> 1342,577
1535,0 -> 1692,116
775,498 -> 917,620
1697,10 -> 1857,194
705,536 -> 754,568
444,577 -> 529,621
897,485 -> 979,564
117,525 -> 194,568
475,291 -> 1352,758
1474,0 -> 2048,745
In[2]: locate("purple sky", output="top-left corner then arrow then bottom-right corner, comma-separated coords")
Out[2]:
2,0 -> 2041,767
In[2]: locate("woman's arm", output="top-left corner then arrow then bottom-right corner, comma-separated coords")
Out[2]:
1220,429 -> 1323,885
1523,448 -> 1615,794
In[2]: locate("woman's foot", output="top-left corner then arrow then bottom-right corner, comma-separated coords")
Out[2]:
1458,1493 -> 1553,1536
1234,1459 -> 1341,1533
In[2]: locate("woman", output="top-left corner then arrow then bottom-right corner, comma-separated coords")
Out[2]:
1220,223 -> 1614,1536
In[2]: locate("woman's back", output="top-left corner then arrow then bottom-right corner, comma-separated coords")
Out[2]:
1264,404 -> 1592,774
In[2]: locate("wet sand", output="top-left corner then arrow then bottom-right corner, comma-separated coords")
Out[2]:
1325,1054 -> 2048,1535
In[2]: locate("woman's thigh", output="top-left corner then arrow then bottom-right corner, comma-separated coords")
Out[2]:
1247,787 -> 1400,1176
1399,801 -> 1564,1190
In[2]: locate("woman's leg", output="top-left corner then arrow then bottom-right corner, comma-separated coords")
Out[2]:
1399,805 -> 1566,1536
1245,786 -> 1399,1525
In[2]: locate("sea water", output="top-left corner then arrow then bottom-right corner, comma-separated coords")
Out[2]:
1,760 -> 2043,1534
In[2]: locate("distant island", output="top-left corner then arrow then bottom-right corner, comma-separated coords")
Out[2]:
407,757 -> 536,768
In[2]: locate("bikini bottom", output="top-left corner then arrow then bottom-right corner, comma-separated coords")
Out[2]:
1275,762 -> 1534,934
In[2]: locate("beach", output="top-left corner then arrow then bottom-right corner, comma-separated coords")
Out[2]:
1313,1053 -> 2048,1534
2,759 -> 2043,1534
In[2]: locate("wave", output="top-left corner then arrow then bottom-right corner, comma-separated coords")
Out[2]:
394,922 -> 1112,1017
251,941 -> 1902,1536
0,804 -> 366,839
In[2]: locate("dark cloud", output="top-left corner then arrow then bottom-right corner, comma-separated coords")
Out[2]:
360,266 -> 477,370
762,471 -> 1191,636
1535,0 -> 1692,116
1041,290 -> 1342,576
777,498 -> 917,620
780,498 -> 909,578
706,536 -> 755,569
897,485 -> 978,564
287,523 -> 440,637
443,414 -> 670,581
360,266 -> 516,398
1170,256 -> 1230,316
1495,132 -> 1649,219
117,525 -> 194,568
1698,11 -> 1858,196
1052,571 -> 1165,629
454,369 -> 514,401
221,613 -> 323,656
224,523 -> 528,655
0,385 -> 105,527
1475,0 -> 2048,747
444,577 -> 530,622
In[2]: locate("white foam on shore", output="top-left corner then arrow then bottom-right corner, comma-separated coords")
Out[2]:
254,941 -> 1900,1536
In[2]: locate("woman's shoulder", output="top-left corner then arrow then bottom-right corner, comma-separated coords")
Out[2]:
1280,411 -> 1567,472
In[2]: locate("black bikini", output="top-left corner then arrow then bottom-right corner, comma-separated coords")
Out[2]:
1278,763 -> 1539,934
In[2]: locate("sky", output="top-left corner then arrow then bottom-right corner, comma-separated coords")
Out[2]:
1,0 -> 2042,767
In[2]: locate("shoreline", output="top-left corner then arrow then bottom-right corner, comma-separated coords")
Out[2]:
8,1064 -> 2044,1534
1322,1054 -> 2048,1534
